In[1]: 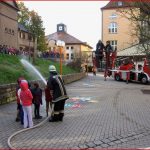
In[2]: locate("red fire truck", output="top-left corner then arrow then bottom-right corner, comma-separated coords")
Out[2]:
92,47 -> 150,84
110,59 -> 150,84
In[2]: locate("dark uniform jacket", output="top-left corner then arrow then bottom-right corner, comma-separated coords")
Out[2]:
47,72 -> 69,103
96,41 -> 104,54
105,44 -> 113,53
95,41 -> 105,60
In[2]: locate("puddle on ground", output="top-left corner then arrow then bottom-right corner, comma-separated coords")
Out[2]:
65,96 -> 97,109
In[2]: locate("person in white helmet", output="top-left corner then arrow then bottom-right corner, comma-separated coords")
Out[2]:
47,65 -> 69,122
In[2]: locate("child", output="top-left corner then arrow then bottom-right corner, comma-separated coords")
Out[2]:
16,77 -> 24,124
45,85 -> 52,117
20,80 -> 33,128
32,83 -> 43,119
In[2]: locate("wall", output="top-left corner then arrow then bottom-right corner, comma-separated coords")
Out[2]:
102,8 -> 138,51
0,2 -> 18,48
0,72 -> 86,105
18,31 -> 34,49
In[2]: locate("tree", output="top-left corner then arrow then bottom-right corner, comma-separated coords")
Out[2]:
29,11 -> 47,51
67,58 -> 82,71
117,1 -> 150,64
17,2 -> 30,28
17,2 -> 47,52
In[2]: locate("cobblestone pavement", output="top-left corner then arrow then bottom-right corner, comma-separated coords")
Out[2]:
1,74 -> 150,148
0,97 -> 46,148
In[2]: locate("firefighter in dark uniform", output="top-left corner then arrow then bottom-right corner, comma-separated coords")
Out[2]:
95,40 -> 105,68
105,41 -> 113,69
47,65 -> 69,122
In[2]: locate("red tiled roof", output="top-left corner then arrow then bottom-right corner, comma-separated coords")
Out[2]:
2,1 -> 19,11
46,32 -> 93,49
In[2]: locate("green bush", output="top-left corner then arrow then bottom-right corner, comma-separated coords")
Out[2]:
66,58 -> 81,72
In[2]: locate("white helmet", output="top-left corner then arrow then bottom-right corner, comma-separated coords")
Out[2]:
49,65 -> 56,72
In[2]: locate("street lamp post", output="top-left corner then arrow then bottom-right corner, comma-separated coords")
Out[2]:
56,40 -> 65,76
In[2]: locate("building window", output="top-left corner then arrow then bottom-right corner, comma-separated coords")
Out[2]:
4,28 -> 14,35
12,30 -> 14,35
66,47 -> 69,50
19,32 -> 21,38
118,1 -> 123,6
110,40 -> 117,51
66,53 -> 69,59
109,22 -> 117,33
71,53 -> 74,59
110,13 -> 117,19
71,46 -> 74,50
23,33 -> 25,39
8,29 -> 11,34
5,28 -> 8,33
141,20 -> 149,32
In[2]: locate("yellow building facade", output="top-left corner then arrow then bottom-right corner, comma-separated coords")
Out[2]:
101,1 -> 138,51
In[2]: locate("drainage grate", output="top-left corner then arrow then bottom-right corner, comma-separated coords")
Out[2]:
141,89 -> 150,94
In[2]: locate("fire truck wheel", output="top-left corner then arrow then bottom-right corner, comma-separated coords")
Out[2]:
115,74 -> 120,81
141,76 -> 148,84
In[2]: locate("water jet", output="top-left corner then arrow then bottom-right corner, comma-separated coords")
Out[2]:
20,59 -> 47,85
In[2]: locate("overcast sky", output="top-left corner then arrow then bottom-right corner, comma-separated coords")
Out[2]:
24,1 -> 109,49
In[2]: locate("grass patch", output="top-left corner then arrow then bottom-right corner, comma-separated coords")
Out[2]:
34,58 -> 77,78
0,54 -> 78,85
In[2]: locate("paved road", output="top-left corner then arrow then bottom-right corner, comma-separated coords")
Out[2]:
1,73 -> 150,148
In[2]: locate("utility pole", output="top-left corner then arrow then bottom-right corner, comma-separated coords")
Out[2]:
56,40 -> 65,76
59,46 -> 63,76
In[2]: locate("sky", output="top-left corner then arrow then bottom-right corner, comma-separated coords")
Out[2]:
24,1 -> 109,49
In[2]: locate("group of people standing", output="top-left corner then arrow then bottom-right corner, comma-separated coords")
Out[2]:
95,40 -> 113,68
16,65 -> 69,128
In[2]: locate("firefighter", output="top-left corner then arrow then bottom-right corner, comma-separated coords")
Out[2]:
95,40 -> 105,68
47,65 -> 69,122
105,41 -> 113,69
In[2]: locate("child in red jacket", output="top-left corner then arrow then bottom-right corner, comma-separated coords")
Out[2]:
20,80 -> 33,128
45,85 -> 52,117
